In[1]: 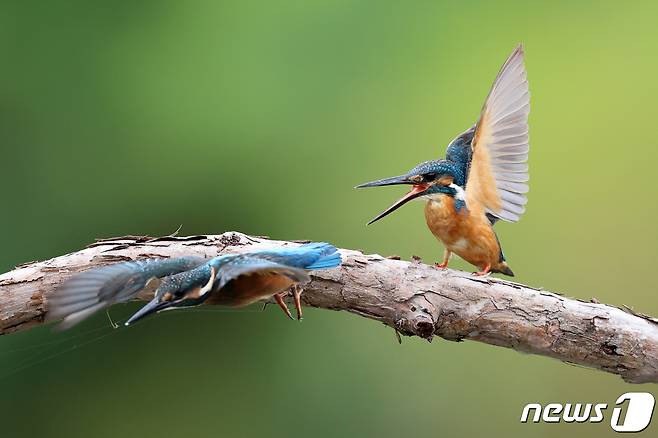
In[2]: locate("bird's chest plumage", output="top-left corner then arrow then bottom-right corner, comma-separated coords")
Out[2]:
205,273 -> 294,307
424,195 -> 500,266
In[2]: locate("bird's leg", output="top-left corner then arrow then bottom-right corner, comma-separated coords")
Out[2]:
292,285 -> 303,320
435,249 -> 452,269
473,263 -> 491,276
274,293 -> 294,320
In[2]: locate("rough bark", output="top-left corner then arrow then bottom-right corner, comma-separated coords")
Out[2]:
1,231 -> 657,383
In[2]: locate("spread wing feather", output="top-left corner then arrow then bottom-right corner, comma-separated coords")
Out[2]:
465,45 -> 530,222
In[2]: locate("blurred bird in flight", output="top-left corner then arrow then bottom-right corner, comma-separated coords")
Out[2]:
357,45 -> 530,276
47,243 -> 341,330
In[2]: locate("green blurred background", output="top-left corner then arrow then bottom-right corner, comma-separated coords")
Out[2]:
1,1 -> 657,437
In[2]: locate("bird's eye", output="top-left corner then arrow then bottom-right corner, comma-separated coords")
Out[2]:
422,173 -> 437,182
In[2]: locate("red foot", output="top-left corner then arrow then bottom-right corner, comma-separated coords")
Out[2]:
473,264 -> 491,276
292,285 -> 303,320
274,293 -> 294,320
434,262 -> 448,269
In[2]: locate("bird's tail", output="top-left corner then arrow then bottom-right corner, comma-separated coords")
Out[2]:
250,242 -> 342,270
493,262 -> 514,277
299,242 -> 342,270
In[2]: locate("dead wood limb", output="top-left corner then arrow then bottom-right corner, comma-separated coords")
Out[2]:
1,231 -> 657,383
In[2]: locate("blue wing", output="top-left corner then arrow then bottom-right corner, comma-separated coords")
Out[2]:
209,255 -> 310,289
445,125 -> 475,187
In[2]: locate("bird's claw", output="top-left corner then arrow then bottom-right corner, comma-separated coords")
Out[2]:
273,286 -> 304,320
434,262 -> 448,269
292,285 -> 303,321
274,293 -> 294,320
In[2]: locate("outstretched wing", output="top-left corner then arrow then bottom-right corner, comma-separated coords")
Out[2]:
465,44 -> 530,222
214,255 -> 310,289
47,256 -> 206,330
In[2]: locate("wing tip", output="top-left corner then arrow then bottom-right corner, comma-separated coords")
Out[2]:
507,43 -> 525,64
503,44 -> 526,74
514,43 -> 524,55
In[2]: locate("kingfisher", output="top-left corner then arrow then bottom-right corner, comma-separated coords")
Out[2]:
47,243 -> 341,329
356,45 -> 529,276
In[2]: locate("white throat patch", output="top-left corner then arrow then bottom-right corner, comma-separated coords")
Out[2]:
449,183 -> 466,201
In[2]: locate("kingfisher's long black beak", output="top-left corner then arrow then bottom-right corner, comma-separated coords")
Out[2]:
124,298 -> 170,326
355,175 -> 413,189
356,175 -> 431,225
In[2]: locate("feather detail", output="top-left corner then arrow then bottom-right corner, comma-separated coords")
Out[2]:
466,44 -> 530,222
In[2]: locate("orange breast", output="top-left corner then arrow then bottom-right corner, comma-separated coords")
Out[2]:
205,273 -> 295,307
424,195 -> 501,268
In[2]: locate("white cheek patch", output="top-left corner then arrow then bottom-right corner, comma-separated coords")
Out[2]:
449,183 -> 466,201
199,266 -> 217,297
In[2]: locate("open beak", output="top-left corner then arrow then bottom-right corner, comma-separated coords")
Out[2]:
124,298 -> 170,326
356,175 -> 430,225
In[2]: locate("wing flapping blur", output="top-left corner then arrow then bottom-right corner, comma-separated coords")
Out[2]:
47,256 -> 205,330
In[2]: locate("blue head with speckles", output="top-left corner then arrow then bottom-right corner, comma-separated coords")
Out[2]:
125,262 -> 218,325
407,160 -> 466,187
355,159 -> 466,224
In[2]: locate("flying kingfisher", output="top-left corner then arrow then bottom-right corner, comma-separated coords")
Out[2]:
46,243 -> 341,329
356,45 -> 529,276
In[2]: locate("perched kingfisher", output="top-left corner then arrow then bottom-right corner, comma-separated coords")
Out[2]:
47,243 -> 341,329
356,45 -> 529,276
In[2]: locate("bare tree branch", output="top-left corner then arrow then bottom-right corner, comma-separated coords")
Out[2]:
1,232 -> 657,383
